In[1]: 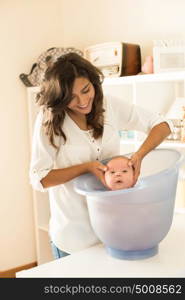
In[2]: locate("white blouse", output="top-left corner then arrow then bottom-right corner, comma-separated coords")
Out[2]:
29,95 -> 173,253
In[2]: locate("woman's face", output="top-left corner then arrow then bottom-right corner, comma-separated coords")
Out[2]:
67,77 -> 95,116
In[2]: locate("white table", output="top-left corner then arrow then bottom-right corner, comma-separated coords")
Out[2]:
16,212 -> 185,278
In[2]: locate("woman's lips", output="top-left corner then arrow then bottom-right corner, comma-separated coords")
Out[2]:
78,100 -> 92,109
78,104 -> 89,108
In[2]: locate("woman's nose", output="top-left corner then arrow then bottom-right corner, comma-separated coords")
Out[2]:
78,94 -> 87,105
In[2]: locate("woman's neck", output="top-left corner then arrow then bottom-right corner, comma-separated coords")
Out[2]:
67,110 -> 91,131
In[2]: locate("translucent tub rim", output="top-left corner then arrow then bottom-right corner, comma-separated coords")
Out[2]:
74,148 -> 185,197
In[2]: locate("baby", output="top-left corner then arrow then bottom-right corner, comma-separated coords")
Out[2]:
104,156 -> 135,190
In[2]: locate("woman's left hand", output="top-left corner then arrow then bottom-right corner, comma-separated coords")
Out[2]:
128,152 -> 143,186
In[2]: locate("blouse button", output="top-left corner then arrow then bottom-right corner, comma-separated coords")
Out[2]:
97,148 -> 100,151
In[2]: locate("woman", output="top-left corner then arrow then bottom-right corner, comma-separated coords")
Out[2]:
30,53 -> 173,259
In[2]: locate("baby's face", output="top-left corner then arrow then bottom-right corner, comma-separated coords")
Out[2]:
104,157 -> 134,190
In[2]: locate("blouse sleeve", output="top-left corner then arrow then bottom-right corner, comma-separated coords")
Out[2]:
29,110 -> 58,192
106,95 -> 174,133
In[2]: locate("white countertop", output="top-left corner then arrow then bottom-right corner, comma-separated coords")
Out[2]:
16,212 -> 185,278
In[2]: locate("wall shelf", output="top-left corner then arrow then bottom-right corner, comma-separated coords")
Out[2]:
120,139 -> 185,148
103,71 -> 185,85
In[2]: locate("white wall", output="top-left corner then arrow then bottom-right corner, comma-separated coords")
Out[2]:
1,0 -> 185,271
0,0 -> 64,271
61,0 -> 185,60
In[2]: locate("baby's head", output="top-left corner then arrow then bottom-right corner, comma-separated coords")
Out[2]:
104,156 -> 134,191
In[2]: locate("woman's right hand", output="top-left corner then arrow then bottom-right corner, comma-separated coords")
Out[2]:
86,161 -> 108,187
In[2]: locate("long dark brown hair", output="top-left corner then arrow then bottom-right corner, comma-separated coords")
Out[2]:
36,52 -> 105,149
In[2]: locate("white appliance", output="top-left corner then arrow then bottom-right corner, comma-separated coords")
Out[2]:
153,40 -> 185,73
84,42 -> 141,77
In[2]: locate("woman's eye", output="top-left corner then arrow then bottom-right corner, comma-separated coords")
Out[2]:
111,171 -> 115,174
83,88 -> 90,94
122,170 -> 128,173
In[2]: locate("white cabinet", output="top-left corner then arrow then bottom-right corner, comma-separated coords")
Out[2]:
103,71 -> 185,152
27,87 -> 53,265
27,71 -> 185,265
